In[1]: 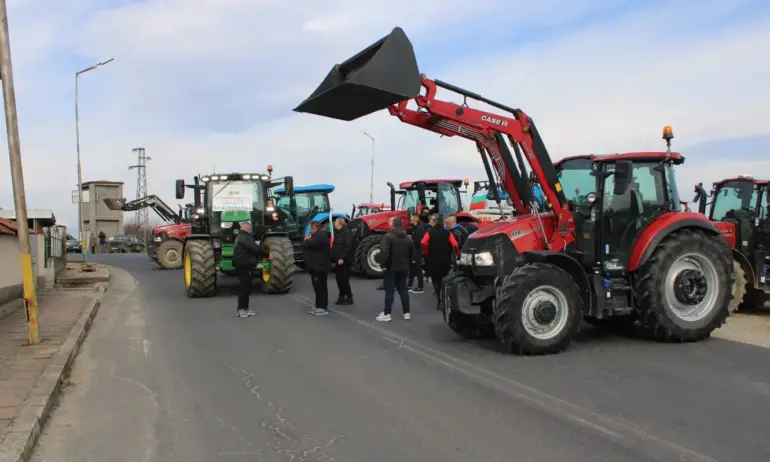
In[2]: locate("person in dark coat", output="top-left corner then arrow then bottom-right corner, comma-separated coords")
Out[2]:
304,221 -> 332,315
421,216 -> 459,308
331,217 -> 354,305
98,231 -> 106,253
445,215 -> 471,250
407,214 -> 429,293
232,221 -> 272,318
375,217 -> 413,322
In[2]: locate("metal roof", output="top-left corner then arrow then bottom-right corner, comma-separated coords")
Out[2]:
273,184 -> 335,194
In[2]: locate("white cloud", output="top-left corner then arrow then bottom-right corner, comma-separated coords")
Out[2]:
0,0 -> 768,231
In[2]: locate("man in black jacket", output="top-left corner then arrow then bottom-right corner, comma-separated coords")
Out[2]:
331,218 -> 354,305
375,217 -> 413,322
421,216 -> 459,309
232,221 -> 272,318
304,221 -> 332,316
407,214 -> 428,293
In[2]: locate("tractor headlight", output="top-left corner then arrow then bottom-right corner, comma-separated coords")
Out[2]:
196,208 -> 204,214
221,222 -> 233,229
242,174 -> 252,180
154,236 -> 162,242
459,251 -> 495,266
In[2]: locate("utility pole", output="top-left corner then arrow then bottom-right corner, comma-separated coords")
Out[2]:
0,0 -> 39,344
129,147 -> 151,245
361,131 -> 375,203
75,57 -> 113,263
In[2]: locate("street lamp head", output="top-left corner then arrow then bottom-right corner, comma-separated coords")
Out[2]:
77,58 -> 115,75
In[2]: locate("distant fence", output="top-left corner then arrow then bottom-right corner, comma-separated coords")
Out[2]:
44,226 -> 66,274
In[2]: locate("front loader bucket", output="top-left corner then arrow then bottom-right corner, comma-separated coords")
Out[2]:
103,198 -> 126,211
293,27 -> 421,121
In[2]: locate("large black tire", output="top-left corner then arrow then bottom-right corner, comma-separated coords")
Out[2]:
184,240 -> 217,298
157,239 -> 184,269
493,262 -> 582,355
261,236 -> 295,294
441,271 -> 495,339
633,229 -> 733,342
354,234 -> 385,279
730,260 -> 747,313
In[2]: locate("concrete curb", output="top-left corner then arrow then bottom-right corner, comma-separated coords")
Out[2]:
0,288 -> 106,462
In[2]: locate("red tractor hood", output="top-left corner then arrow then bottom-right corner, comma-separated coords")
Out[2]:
358,210 -> 404,231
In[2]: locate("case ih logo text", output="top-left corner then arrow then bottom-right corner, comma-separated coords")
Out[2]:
481,115 -> 509,127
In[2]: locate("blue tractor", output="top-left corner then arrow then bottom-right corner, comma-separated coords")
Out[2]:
272,183 -> 350,268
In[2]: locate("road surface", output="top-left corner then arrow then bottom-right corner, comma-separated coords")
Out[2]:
31,254 -> 770,461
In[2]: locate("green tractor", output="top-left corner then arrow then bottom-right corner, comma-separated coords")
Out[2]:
174,170 -> 296,298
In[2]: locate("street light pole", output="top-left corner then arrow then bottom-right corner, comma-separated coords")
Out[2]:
75,58 -> 113,263
361,131 -> 375,203
0,0 -> 39,344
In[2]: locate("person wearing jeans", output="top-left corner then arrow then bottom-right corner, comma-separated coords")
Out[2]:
375,217 -> 413,322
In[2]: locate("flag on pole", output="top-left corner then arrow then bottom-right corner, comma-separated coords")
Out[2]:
329,208 -> 334,248
469,191 -> 488,211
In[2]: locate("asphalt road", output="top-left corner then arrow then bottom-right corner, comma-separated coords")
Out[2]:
31,253 -> 770,462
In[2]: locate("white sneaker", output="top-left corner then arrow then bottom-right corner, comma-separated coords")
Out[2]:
376,312 -> 392,322
403,313 -> 411,320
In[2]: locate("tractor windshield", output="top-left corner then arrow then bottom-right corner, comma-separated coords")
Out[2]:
711,180 -> 758,221
277,191 -> 330,220
556,158 -> 595,205
206,180 -> 265,233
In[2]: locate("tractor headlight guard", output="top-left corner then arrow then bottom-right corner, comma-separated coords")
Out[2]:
459,251 -> 494,266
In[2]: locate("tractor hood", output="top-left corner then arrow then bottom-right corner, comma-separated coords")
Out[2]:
153,223 -> 185,234
355,210 -> 403,231
468,212 -> 556,253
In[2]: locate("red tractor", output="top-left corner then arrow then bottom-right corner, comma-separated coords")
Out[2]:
348,178 -> 486,278
295,26 -> 736,355
693,175 -> 770,312
351,203 -> 391,217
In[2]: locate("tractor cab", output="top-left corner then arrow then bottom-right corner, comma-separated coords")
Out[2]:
555,152 -> 684,273
694,175 -> 770,309
392,179 -> 468,221
352,203 -> 390,217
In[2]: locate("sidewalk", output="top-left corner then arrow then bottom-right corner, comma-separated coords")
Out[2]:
0,266 -> 109,462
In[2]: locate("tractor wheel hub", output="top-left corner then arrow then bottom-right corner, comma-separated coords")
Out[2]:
532,301 -> 557,325
674,269 -> 708,305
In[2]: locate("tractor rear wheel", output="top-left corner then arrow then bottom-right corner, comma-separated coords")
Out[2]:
493,262 -> 582,355
729,260 -> 747,313
184,240 -> 217,298
261,236 -> 295,294
157,239 -> 184,269
633,229 -> 732,342
441,271 -> 495,339
354,234 -> 384,278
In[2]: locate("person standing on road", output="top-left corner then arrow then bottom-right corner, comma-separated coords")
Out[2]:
98,231 -> 106,254
331,217 -> 354,305
421,216 -> 460,308
304,221 -> 332,316
445,215 -> 471,250
375,216 -> 413,322
407,214 -> 428,294
89,233 -> 97,255
232,221 -> 272,318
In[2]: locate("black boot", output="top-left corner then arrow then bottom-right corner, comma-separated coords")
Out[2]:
334,295 -> 344,305
340,294 -> 354,305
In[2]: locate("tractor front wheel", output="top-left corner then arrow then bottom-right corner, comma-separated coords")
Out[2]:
157,239 -> 184,269
633,229 -> 732,341
183,240 -> 217,298
354,234 -> 384,278
261,236 -> 295,294
493,262 -> 582,355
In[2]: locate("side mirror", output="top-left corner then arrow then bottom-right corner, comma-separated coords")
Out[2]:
175,179 -> 185,200
284,176 -> 294,195
613,160 -> 633,195
586,192 -> 597,204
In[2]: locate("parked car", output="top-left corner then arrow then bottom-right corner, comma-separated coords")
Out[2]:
107,235 -> 145,253
66,234 -> 82,253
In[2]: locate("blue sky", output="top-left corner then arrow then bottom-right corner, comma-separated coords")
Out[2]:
0,0 -> 768,231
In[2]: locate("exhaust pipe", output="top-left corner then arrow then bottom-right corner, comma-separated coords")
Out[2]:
293,27 -> 422,121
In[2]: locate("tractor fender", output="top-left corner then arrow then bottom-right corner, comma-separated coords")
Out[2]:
522,250 -> 592,314
732,248 -> 756,287
628,214 -> 719,271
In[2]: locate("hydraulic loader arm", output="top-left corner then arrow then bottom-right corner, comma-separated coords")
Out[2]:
109,195 -> 182,224
387,77 -> 574,250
